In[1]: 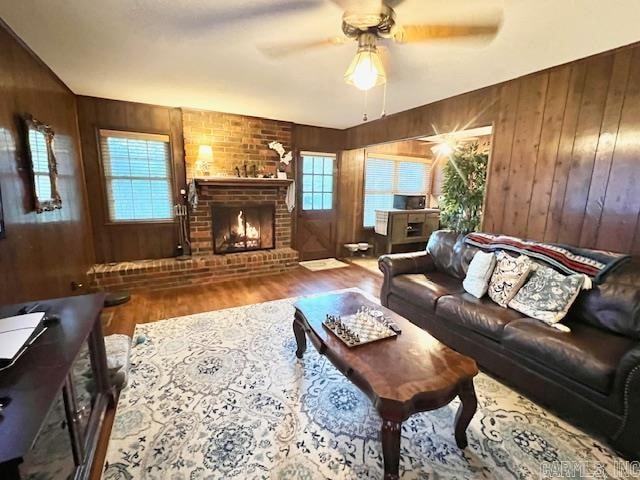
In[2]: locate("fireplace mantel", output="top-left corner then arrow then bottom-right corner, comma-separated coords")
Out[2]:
195,177 -> 293,188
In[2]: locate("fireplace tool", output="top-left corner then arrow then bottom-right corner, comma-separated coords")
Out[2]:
174,203 -> 191,260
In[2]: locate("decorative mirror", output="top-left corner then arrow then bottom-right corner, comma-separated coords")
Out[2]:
24,115 -> 62,213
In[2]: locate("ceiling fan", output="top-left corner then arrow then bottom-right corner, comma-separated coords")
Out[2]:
260,0 -> 502,91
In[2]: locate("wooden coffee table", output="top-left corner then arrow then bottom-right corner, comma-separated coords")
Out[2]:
293,291 -> 478,480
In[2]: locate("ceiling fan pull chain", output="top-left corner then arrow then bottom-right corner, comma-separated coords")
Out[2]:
381,81 -> 388,118
363,89 -> 368,122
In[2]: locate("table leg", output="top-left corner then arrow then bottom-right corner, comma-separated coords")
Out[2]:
454,379 -> 477,449
292,315 -> 307,359
0,459 -> 22,480
381,419 -> 401,480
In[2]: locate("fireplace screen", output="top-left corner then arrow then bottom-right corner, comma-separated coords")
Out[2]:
212,204 -> 275,254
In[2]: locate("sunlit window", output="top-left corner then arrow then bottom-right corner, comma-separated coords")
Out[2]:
99,130 -> 173,222
363,155 -> 431,227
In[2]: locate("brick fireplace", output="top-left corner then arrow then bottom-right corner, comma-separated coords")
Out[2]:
190,179 -> 293,255
86,106 -> 301,293
90,178 -> 299,292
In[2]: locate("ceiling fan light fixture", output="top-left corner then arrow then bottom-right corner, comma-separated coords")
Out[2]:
344,33 -> 386,91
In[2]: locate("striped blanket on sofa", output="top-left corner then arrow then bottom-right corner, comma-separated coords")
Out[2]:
464,233 -> 630,283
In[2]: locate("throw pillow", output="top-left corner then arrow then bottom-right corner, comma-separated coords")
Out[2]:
463,251 -> 497,298
488,252 -> 534,307
508,263 -> 589,331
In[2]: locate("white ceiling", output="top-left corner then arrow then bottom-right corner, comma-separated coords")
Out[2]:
2,0 -> 640,129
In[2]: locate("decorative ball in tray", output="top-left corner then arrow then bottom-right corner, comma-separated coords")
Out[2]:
323,306 -> 398,347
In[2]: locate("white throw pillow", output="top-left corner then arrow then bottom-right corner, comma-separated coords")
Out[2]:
463,251 -> 497,298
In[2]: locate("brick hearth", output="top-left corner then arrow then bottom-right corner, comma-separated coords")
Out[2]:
89,180 -> 299,292
89,248 -> 298,292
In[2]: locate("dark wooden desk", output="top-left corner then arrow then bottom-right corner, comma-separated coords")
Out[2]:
0,293 -> 113,479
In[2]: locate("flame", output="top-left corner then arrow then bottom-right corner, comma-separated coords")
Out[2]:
237,210 -> 259,239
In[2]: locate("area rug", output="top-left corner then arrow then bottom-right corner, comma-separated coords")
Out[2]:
103,289 -> 625,479
299,258 -> 350,271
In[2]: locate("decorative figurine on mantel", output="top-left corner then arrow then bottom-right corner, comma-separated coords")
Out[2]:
268,141 -> 292,179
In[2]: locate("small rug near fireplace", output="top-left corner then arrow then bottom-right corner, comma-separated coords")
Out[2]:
103,289 -> 625,479
299,258 -> 349,271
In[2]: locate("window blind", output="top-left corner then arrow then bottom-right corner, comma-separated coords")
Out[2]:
99,130 -> 173,222
363,155 -> 431,227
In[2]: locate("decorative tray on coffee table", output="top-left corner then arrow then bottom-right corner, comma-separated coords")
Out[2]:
323,307 -> 398,347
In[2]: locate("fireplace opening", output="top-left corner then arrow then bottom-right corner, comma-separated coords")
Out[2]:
211,204 -> 275,254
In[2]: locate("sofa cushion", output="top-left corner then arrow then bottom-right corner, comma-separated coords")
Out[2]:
502,317 -> 636,394
390,272 -> 464,311
436,293 -> 527,341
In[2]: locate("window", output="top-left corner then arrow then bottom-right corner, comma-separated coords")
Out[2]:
28,129 -> 52,200
99,130 -> 174,222
301,152 -> 335,210
363,154 -> 431,227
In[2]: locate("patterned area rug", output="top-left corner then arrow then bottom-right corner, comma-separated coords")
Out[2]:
104,289 -> 625,479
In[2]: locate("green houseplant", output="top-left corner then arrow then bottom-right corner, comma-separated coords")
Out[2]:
439,143 -> 488,233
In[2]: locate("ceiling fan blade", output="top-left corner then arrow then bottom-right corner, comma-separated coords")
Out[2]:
259,36 -> 349,59
394,23 -> 501,44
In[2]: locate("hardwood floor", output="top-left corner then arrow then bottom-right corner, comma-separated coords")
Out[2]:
92,264 -> 382,479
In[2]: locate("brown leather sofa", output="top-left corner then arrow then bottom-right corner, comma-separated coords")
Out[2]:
379,230 -> 640,459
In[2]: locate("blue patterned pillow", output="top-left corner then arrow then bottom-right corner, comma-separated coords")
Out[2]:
508,264 -> 589,331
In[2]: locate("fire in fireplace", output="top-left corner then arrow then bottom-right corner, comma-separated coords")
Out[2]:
211,204 -> 275,254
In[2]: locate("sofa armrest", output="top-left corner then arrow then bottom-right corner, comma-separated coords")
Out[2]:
378,252 -> 435,307
611,343 -> 640,458
615,343 -> 640,390
378,251 -> 435,277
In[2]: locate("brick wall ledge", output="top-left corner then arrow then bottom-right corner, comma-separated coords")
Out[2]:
89,247 -> 299,292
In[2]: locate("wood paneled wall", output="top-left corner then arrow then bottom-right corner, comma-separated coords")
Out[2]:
76,96 -> 186,263
367,139 -> 431,158
341,44 -> 640,254
292,124 -> 345,153
336,148 -> 366,249
0,22 -> 94,303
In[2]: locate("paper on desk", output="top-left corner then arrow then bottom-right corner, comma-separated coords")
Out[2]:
0,312 -> 45,334
0,312 -> 45,360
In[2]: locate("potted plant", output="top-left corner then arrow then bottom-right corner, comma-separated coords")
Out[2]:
439,143 -> 488,233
